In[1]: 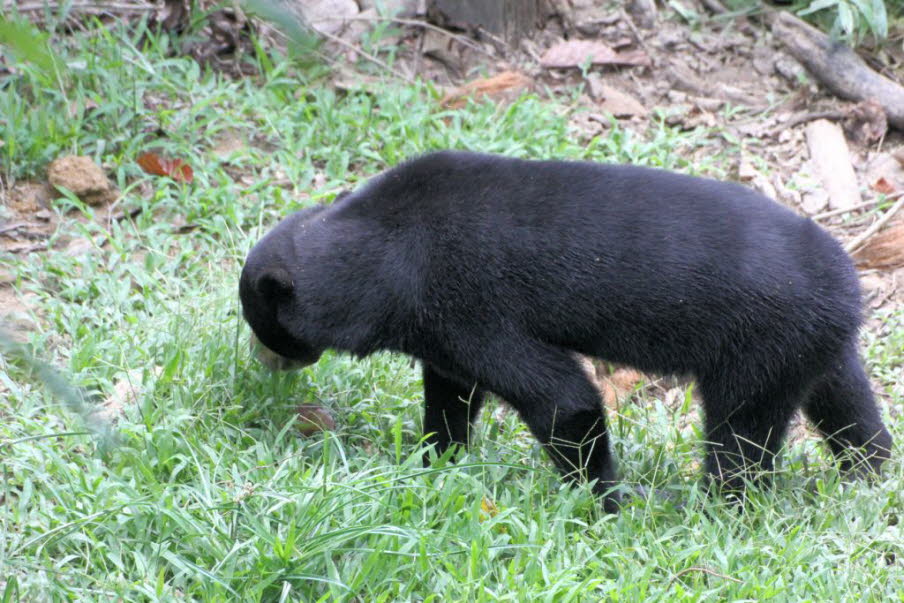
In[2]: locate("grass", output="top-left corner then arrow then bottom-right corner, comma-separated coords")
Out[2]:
2,20 -> 903,602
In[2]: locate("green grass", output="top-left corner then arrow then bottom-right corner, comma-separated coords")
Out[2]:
2,21 -> 903,601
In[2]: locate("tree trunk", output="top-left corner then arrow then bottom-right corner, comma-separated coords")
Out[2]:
429,0 -> 541,45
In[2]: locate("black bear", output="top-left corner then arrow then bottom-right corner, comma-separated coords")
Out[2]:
239,151 -> 892,511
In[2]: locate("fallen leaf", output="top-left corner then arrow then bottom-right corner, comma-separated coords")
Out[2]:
854,221 -> 904,270
865,153 -> 904,195
137,152 -> 194,183
872,177 -> 896,195
600,367 -> 644,409
540,40 -> 650,69
296,404 -> 336,436
609,368 -> 644,395
440,71 -> 532,109
480,497 -> 499,520
589,80 -> 647,118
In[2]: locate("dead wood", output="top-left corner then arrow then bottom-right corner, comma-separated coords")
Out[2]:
806,119 -> 862,211
772,12 -> 904,131
769,110 -> 844,136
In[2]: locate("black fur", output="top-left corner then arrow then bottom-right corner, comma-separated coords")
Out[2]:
240,151 -> 892,510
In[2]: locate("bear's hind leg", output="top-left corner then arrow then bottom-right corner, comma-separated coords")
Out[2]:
802,340 -> 892,475
422,364 -> 485,458
699,375 -> 804,495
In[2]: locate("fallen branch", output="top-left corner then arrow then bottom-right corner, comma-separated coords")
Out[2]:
317,28 -> 415,83
0,222 -> 29,236
844,191 -> 904,253
812,196 -> 891,221
771,12 -> 904,131
769,109 -> 844,136
806,119 -> 862,211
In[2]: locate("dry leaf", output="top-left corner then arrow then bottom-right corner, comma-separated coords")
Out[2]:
600,368 -> 644,409
854,221 -> 904,270
872,177 -> 896,195
137,152 -> 194,183
440,71 -> 532,109
610,368 -> 644,395
540,40 -> 650,69
480,497 -> 499,521
296,404 -> 336,436
865,153 -> 904,195
597,85 -> 647,118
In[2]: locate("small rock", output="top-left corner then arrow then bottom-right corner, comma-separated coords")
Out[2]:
47,155 -> 118,206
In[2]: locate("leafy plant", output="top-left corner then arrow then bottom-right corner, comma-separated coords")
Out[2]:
798,0 -> 889,44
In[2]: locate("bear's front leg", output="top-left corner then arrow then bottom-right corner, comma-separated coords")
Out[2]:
448,338 -> 621,512
421,364 -> 485,462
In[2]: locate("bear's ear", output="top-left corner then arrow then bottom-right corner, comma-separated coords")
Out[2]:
256,267 -> 293,299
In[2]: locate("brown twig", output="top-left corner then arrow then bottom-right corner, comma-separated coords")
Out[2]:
9,242 -> 49,255
769,110 -> 845,136
0,223 -> 29,236
844,191 -> 904,253
811,196 -> 895,221
311,28 -> 416,84
619,8 -> 653,61
668,566 -> 742,587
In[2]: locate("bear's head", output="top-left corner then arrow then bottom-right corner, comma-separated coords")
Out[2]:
240,206 -> 326,371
